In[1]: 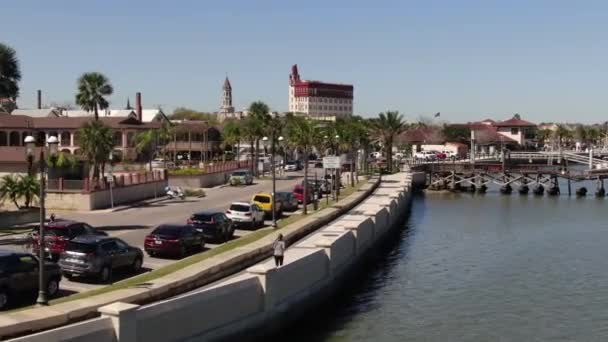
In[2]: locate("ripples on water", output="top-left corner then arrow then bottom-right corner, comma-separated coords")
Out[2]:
277,189 -> 608,342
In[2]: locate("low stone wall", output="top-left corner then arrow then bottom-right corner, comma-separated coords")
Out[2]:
5,317 -> 116,342
0,209 -> 38,227
45,180 -> 167,211
168,171 -> 229,189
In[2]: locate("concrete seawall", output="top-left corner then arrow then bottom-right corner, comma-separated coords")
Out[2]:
5,171 -> 419,342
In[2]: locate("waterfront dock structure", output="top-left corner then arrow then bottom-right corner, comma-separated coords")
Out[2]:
415,151 -> 608,196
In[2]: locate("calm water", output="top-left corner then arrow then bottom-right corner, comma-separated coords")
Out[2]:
281,189 -> 608,342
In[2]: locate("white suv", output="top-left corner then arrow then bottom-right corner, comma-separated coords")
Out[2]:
414,151 -> 436,161
226,202 -> 265,229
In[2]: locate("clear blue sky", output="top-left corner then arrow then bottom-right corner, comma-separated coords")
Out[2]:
4,0 -> 608,123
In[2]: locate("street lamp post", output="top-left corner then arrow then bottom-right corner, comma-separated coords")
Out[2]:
263,136 -> 277,228
25,135 -> 58,306
335,134 -> 340,200
108,152 -> 114,208
278,136 -> 284,178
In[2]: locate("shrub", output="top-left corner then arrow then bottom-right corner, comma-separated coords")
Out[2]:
168,167 -> 206,176
184,188 -> 206,197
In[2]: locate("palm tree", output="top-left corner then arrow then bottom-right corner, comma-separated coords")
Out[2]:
0,175 -> 21,209
286,116 -> 320,215
371,111 -> 406,172
135,130 -> 157,171
554,124 -> 572,148
18,175 -> 39,209
75,72 -> 114,120
0,43 -> 21,102
336,117 -> 367,187
223,120 -> 242,163
78,120 -> 115,180
248,101 -> 271,176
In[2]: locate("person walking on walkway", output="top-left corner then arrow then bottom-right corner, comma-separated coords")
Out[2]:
273,234 -> 286,267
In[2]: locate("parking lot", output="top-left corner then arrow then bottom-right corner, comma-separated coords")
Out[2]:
0,168 -> 330,307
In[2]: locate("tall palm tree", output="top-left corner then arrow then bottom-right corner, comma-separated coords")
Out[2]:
0,43 -> 21,102
135,130 -> 157,171
223,120 -> 242,162
245,101 -> 270,176
75,72 -> 114,120
286,116 -> 320,215
78,120 -> 115,180
372,111 -> 406,172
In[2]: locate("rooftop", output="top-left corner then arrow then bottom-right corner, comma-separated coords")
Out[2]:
494,116 -> 536,127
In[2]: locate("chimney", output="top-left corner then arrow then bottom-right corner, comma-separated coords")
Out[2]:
136,92 -> 142,121
37,90 -> 42,109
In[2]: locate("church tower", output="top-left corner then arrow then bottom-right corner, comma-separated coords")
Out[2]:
221,76 -> 235,114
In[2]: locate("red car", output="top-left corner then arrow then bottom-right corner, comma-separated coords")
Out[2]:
144,224 -> 205,258
293,184 -> 312,204
32,220 -> 107,260
434,151 -> 447,159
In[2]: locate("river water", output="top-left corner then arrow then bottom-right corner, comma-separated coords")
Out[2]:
281,189 -> 608,342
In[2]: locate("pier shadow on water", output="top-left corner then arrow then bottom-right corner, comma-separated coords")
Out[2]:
266,196 -> 422,342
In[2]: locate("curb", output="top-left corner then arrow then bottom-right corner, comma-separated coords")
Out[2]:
107,196 -> 170,213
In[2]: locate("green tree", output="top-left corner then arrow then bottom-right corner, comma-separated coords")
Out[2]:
0,175 -> 21,209
223,120 -> 242,162
554,124 -> 572,148
135,130 -> 158,171
442,124 -> 470,143
78,120 -> 115,179
18,175 -> 39,209
0,43 -> 21,102
171,107 -> 218,124
286,116 -> 320,215
536,128 -> 553,147
245,101 -> 271,176
75,72 -> 114,120
371,111 -> 406,172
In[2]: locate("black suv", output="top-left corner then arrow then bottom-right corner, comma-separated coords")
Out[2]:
0,251 -> 62,310
187,211 -> 235,243
58,236 -> 144,283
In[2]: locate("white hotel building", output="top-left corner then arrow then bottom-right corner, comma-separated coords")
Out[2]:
288,64 -> 354,120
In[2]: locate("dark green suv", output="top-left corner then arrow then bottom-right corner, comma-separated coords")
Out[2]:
0,251 -> 62,310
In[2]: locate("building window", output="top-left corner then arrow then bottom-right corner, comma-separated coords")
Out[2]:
61,131 -> 71,146
8,131 -> 20,146
0,132 -> 6,146
114,131 -> 122,146
511,128 -> 519,135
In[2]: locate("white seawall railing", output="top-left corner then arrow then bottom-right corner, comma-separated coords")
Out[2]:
6,171 -> 418,342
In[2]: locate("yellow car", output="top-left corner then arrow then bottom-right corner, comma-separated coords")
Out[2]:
251,192 -> 282,217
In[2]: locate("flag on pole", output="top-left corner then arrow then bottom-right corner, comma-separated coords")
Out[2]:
434,112 -> 441,118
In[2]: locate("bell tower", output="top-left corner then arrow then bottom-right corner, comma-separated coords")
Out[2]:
221,76 -> 234,114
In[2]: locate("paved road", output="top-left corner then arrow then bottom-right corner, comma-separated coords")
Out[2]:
2,170 -> 316,301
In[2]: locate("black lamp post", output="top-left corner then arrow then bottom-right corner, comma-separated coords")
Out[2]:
25,134 -> 58,306
263,136 -> 277,228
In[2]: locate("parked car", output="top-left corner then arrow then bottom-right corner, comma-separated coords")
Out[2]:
144,225 -> 205,257
226,202 -> 265,229
314,161 -> 323,168
251,192 -> 283,218
32,220 -> 108,261
151,159 -> 175,169
284,161 -> 298,172
414,151 -> 437,161
370,151 -> 382,159
442,150 -> 457,160
229,170 -> 253,186
276,192 -> 299,212
187,211 -> 235,242
58,236 -> 143,283
434,151 -> 447,159
0,251 -> 62,310
293,184 -> 313,204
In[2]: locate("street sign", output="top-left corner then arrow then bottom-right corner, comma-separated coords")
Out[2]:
323,156 -> 340,169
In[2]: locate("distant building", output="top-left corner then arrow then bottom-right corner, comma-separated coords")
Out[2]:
217,76 -> 249,122
0,97 -> 17,113
61,93 -> 169,123
288,64 -> 353,120
493,115 -> 537,146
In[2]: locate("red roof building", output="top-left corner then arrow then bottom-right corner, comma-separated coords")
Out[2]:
288,64 -> 353,120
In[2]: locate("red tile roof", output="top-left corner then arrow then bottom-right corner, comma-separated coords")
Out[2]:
0,115 -> 160,130
494,117 -> 536,127
473,127 -> 517,144
399,127 -> 445,144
